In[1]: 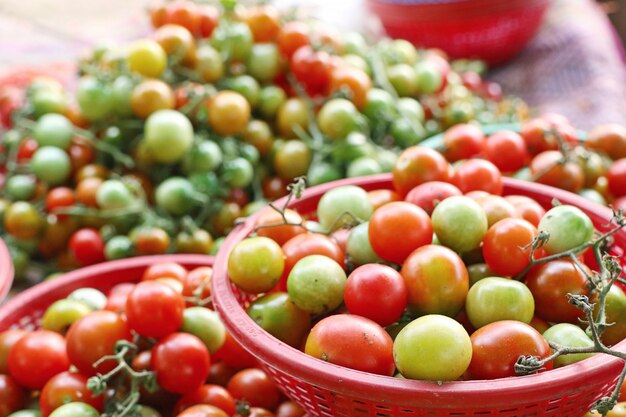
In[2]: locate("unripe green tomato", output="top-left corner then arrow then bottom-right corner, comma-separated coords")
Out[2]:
467,263 -> 497,286
538,205 -> 594,255
543,323 -> 594,367
415,61 -> 443,94
342,32 -> 367,56
387,64 -> 418,97
397,97 -> 425,124
347,157 -> 382,177
317,185 -> 373,231
391,39 -> 418,65
221,157 -> 253,188
181,306 -> 226,354
362,88 -> 396,121
76,76 -> 113,121
34,113 -> 74,149
287,255 -> 346,315
8,411 -> 42,417
104,235 -> 134,260
41,299 -> 92,333
330,132 -> 375,164
226,75 -> 260,107
67,288 -> 108,310
49,403 -> 99,417
431,196 -> 488,253
183,140 -> 223,174
317,98 -> 361,140
227,237 -> 284,293
155,177 -> 197,216
144,109 -> 194,164
465,277 -> 534,328
247,43 -> 281,83
391,118 -> 425,148
307,162 -> 342,186
343,54 -> 370,75
258,86 -> 286,119
31,89 -> 68,117
247,292 -> 311,348
29,146 -> 71,186
346,221 -> 383,266
4,175 -> 36,201
111,75 -> 135,117
96,180 -> 135,210
211,22 -> 253,62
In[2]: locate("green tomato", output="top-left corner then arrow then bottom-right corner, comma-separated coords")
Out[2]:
34,113 -> 73,149
362,88 -> 396,121
346,221 -> 383,266
397,97 -> 425,124
287,255 -> 346,315
102,126 -> 123,147
307,162 -> 342,186
258,86 -> 286,119
415,61 -> 443,94
181,306 -> 226,354
347,157 -> 383,177
239,143 -> 260,166
317,98 -> 361,140
595,285 -> 626,346
8,411 -> 42,417
247,292 -> 312,348
67,287 -> 108,310
394,314 -> 472,381
387,64 -> 418,97
41,299 -> 93,333
144,109 -> 194,164
155,177 -> 197,216
343,54 -> 370,74
431,196 -> 488,253
391,39 -> 418,65
330,132 -> 374,164
543,323 -> 594,367
49,403 -> 99,417
303,220 -> 326,233
2,130 -> 21,149
538,205 -> 594,255
30,146 -> 71,185
376,149 -> 398,172
76,76 -> 113,121
221,157 -> 253,188
467,263 -> 497,286
9,247 -> 28,280
111,75 -> 135,117
342,32 -> 367,56
578,189 -> 607,206
228,237 -> 284,293
212,22 -> 253,62
317,185 -> 373,231
512,166 -> 532,181
465,277 -> 534,328
31,89 -> 68,117
104,235 -> 134,260
183,140 -> 223,174
227,75 -> 260,107
390,118 -> 425,147
4,175 -> 36,201
96,180 -> 135,210
247,43 -> 280,83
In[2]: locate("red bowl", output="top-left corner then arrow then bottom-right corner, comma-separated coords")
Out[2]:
0,254 -> 213,331
0,238 -> 14,303
367,0 -> 550,65
213,174 -> 626,417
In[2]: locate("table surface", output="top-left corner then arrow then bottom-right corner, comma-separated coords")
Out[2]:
0,0 -> 625,129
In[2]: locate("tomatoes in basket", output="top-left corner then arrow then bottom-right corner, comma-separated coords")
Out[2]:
126,280 -> 185,338
39,371 -> 104,416
482,218 -> 540,277
227,368 -> 281,411
175,384 -> 237,415
0,374 -> 25,417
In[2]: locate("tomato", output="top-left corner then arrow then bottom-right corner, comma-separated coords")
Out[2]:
431,196 -> 488,253
127,39 -> 167,77
317,98 -> 361,140
4,201 -> 42,239
30,146 -> 71,186
8,330 -> 69,390
207,91 -> 250,136
181,307 -> 225,354
520,118 -> 557,155
277,21 -> 310,58
76,76 -> 112,121
34,113 -> 73,149
154,24 -> 195,64
273,140 -> 311,181
504,195 -> 546,227
39,371 -> 103,416
276,401 -> 306,417
452,159 -> 503,195
211,202 -> 242,236
394,315 -> 471,381
538,205 -> 594,255
68,228 -> 105,265
442,124 -> 485,163
131,79 -> 175,119
367,189 -> 399,210
387,64 -> 417,97
243,5 -> 280,42
247,292 -> 311,348
126,280 -> 185,338
542,323 -> 594,368
48,403 -> 101,417
278,233 -> 344,291
228,237 -> 284,294
0,330 -> 26,374
0,374 -> 25,417
465,277 -> 534,329
67,288 -> 107,311
67,141 -> 95,173
41,299 -> 92,334
482,218 -> 540,277
45,187 -> 75,215
607,158 -> 626,198
142,262 -> 187,282
276,98 -> 308,139
525,259 -> 589,324
144,110 -> 194,165
133,227 -> 171,255
287,255 -> 346,315
344,264 -> 407,326
468,320 -> 552,380
227,368 -> 281,410
393,146 -> 450,196
175,384 -> 236,415
177,405 -> 229,417
329,66 -> 372,110
213,331 -> 258,369
530,150 -> 584,193
317,185 -> 373,231
16,138 -> 38,162
179,266 -> 212,306
594,285 -> 626,346
485,130 -> 528,173
585,123 -> 626,160
401,245 -> 469,317
65,310 -> 131,376
404,181 -> 461,216
368,201 -> 432,264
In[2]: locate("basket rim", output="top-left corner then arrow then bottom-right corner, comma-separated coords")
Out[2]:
213,173 -> 626,404
0,238 -> 15,303
0,254 -> 214,327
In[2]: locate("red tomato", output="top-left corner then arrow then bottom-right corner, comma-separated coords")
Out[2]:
585,123 -> 626,160
304,315 -> 395,376
525,259 -> 590,324
482,218 -> 541,277
165,0 -> 200,34
0,330 -> 26,374
520,118 -> 557,156
152,333 -> 211,395
213,331 -> 258,369
182,266 -> 213,306
404,181 -> 462,215
177,404 -> 229,417
368,201 -> 432,264
468,320 -> 552,380
367,189 -> 400,210
278,233 -> 344,291
45,187 -> 76,214
401,245 -> 469,317
393,146 -> 451,196
227,368 -> 281,410
290,46 -> 332,97
530,150 -> 584,193
452,159 -> 503,195
142,262 -> 188,282
66,310 -> 132,376
277,21 -> 310,58
0,374 -> 25,417
255,208 -> 305,246
276,401 -> 306,417
504,195 -> 546,227
16,138 -> 38,162
196,5 -> 219,38
175,384 -> 236,415
126,280 -> 185,338
39,371 -> 104,416
344,264 -> 407,327
207,361 -> 237,387
8,330 -> 70,390
68,228 -> 105,265
244,6 -> 281,42
104,282 -> 135,313
485,130 -> 528,173
442,123 -> 485,163
608,158 -> 626,198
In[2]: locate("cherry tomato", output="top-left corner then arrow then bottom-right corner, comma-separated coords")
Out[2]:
127,39 -> 167,78
45,187 -> 75,215
133,227 -> 171,255
39,371 -> 104,416
404,181 -> 462,215
277,21 -> 310,58
8,330 -> 70,390
596,285 -> 626,346
608,158 -> 626,198
104,282 -> 135,313
165,0 -> 200,34
291,46 -> 332,96
68,141 -> 95,173
482,218 -> 540,277
431,196 -> 488,253
154,24 -> 195,65
276,401 -> 306,417
227,368 -> 281,411
143,262 -> 188,282
244,5 -> 281,42
442,123 -> 485,162
367,189 -> 400,210
207,91 -> 250,136
181,266 -> 213,306
530,150 -> 584,193
465,277 -> 535,328
0,330 -> 26,374
520,118 -> 557,155
392,146 -> 450,196
197,5 -> 219,38
504,195 -> 546,227
175,384 -> 236,415
329,66 -> 372,110
287,255 -> 346,315
468,320 -> 552,380
0,374 -> 25,417
126,280 -> 185,338
131,79 -> 175,119
247,292 -> 311,348
254,208 -> 305,246
452,159 -> 503,195
213,331 -> 258,370
228,237 -> 285,294
485,130 -> 528,173
585,123 -> 626,160
4,201 -> 42,240
537,205 -> 594,255
68,228 -> 105,265
276,98 -> 309,139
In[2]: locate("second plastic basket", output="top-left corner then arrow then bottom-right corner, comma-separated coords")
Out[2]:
213,174 -> 626,417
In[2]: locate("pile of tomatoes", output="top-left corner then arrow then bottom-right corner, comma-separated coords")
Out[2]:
0,0 -> 527,281
435,117 -> 626,209
0,261 -> 306,417
225,144 -> 626,385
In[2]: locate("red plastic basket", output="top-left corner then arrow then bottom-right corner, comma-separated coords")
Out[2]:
0,238 -> 15,303
0,254 -> 213,332
367,0 -> 550,65
213,174 -> 626,417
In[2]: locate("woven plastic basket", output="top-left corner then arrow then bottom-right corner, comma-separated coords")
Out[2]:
0,254 -> 213,332
213,174 -> 626,417
0,237 -> 15,303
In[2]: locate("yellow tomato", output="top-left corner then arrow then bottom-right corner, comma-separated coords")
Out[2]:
127,39 -> 167,78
